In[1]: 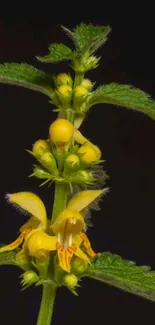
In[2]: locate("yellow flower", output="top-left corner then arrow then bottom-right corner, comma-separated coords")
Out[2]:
0,192 -> 47,253
0,189 -> 106,273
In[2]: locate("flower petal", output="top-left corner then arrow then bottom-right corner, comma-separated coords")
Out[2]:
7,192 -> 47,229
0,233 -> 24,253
19,216 -> 40,233
74,115 -> 85,129
74,246 -> 90,264
27,231 -> 57,257
79,232 -> 96,257
73,130 -> 101,159
67,189 -> 104,212
57,242 -> 76,273
73,234 -> 83,247
51,209 -> 85,235
73,129 -> 88,144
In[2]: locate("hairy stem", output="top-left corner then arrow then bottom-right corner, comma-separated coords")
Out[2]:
36,181 -> 68,325
51,182 -> 68,222
74,73 -> 84,87
36,283 -> 57,325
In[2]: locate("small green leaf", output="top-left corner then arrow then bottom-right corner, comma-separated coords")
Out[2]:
62,24 -> 111,73
87,83 -> 155,120
74,24 -> 111,54
36,43 -> 73,63
0,63 -> 54,97
81,252 -> 155,302
0,250 -> 18,266
62,24 -> 111,54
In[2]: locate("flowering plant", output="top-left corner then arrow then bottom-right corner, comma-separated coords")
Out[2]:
1,23 -> 155,325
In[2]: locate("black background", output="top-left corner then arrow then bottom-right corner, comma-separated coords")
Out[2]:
1,4 -> 155,325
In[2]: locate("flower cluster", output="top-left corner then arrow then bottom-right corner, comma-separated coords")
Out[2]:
51,73 -> 93,114
0,73 -> 108,291
30,117 -> 107,190
0,188 -> 107,285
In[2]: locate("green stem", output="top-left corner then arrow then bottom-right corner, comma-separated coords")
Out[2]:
36,181 -> 68,325
51,182 -> 68,222
36,283 -> 57,325
74,73 -> 84,87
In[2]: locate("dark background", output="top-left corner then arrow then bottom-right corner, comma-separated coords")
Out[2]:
1,4 -> 155,325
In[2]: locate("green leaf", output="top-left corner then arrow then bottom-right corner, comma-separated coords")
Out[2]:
81,252 -> 155,302
36,43 -> 73,63
0,63 -> 54,97
87,83 -> 155,120
62,24 -> 111,54
0,250 -> 18,267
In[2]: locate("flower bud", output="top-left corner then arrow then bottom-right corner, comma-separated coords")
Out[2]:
32,139 -> 59,176
88,143 -> 101,161
74,85 -> 88,100
58,85 -> 72,96
56,85 -> 72,108
49,119 -> 74,147
84,56 -> 100,72
40,152 -> 59,176
71,257 -> 88,274
73,54 -> 100,73
63,154 -> 80,174
78,144 -> 100,164
71,170 -> 94,185
66,154 -> 80,166
63,274 -> 78,288
74,130 -> 101,161
55,73 -> 73,87
73,86 -> 88,111
16,252 -> 31,269
22,270 -> 39,285
32,140 -> 50,158
31,166 -> 52,179
81,79 -> 93,91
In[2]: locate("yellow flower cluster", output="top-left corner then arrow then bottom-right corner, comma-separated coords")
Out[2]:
0,189 -> 106,273
49,118 -> 101,162
52,73 -> 93,114
30,117 -> 103,188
